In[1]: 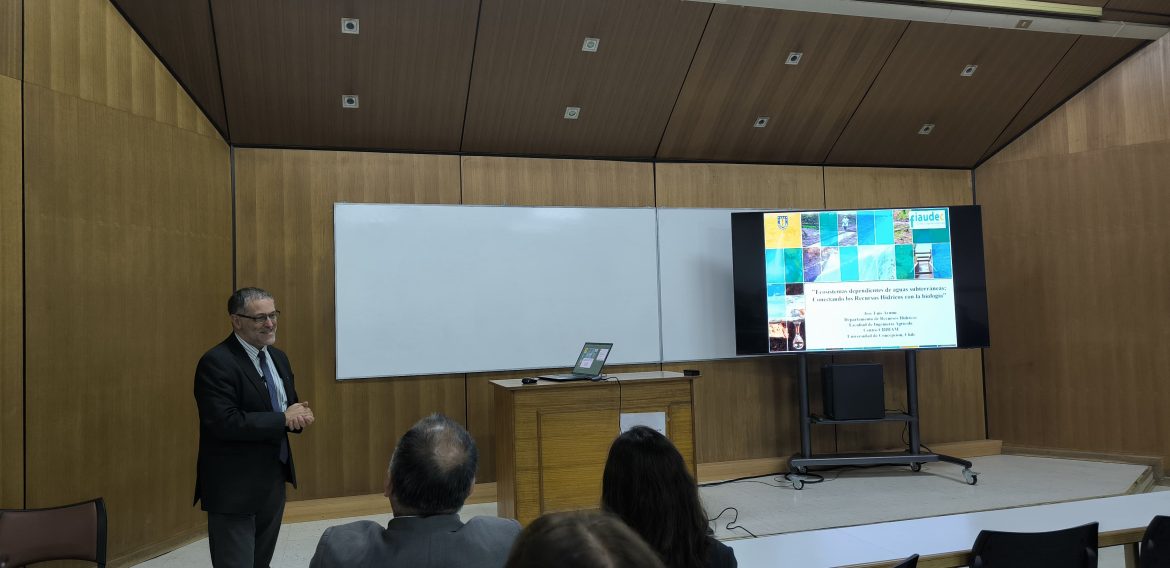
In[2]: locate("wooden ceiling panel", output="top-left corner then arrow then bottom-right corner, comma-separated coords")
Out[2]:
112,0 -> 227,136
212,0 -> 478,151
981,35 -> 1144,162
461,0 -> 711,158
657,7 -> 907,164
827,23 -> 1077,168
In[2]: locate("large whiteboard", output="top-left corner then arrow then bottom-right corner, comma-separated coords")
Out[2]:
656,208 -> 764,362
335,204 -> 662,379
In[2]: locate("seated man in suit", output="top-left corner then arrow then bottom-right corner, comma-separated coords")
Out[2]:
309,413 -> 520,568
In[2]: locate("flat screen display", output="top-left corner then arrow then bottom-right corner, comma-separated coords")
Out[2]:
731,206 -> 989,355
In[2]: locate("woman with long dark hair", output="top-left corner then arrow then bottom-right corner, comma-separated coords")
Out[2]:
601,426 -> 737,568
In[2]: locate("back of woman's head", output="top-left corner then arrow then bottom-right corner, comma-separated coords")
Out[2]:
601,426 -> 710,568
504,511 -> 665,568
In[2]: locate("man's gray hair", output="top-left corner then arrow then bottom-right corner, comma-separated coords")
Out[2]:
228,287 -> 273,315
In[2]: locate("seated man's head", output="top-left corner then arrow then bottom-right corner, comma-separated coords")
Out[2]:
384,413 -> 477,516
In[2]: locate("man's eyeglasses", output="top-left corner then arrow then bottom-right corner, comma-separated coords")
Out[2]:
234,311 -> 280,323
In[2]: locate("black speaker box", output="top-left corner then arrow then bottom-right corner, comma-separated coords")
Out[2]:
822,364 -> 885,420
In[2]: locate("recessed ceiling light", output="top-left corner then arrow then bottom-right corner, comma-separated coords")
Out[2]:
342,95 -> 359,109
341,18 -> 359,34
582,37 -> 600,52
918,123 -> 935,135
786,52 -> 802,65
754,116 -> 769,128
1016,19 -> 1033,29
961,64 -> 978,77
564,106 -> 581,120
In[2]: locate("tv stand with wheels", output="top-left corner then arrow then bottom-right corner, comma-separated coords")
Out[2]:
786,350 -> 977,490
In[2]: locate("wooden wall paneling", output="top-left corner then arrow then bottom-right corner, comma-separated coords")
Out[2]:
460,156 -> 655,207
977,141 -> 1170,461
212,0 -> 478,150
822,167 -> 984,451
461,0 -> 710,158
22,0 -> 220,139
233,149 -> 467,499
1059,33 -> 1170,154
654,163 -> 824,209
823,167 -> 972,209
980,36 -> 1145,163
110,0 -> 228,135
985,34 -> 1170,165
827,23 -> 1077,168
657,7 -> 906,164
0,75 -> 21,508
23,82 -> 231,560
0,0 -> 19,80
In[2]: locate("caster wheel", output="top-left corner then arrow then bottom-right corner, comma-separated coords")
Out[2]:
786,472 -> 805,490
963,468 -> 978,485
910,462 -> 922,472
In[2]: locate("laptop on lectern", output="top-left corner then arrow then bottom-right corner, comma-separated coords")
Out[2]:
539,342 -> 614,381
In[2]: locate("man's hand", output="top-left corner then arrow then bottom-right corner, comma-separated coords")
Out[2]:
285,401 -> 315,430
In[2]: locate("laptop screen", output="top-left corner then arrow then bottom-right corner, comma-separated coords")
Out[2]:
571,342 -> 613,376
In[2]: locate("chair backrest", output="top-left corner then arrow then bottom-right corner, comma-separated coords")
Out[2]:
1141,515 -> 1170,568
0,498 -> 107,567
970,522 -> 1098,568
892,553 -> 919,568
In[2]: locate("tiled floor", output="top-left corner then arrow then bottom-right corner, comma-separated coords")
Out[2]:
141,454 -> 1153,567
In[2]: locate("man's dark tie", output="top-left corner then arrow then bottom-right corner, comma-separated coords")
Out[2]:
259,350 -> 289,464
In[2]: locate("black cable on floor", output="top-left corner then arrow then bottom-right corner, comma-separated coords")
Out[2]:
708,507 -> 758,539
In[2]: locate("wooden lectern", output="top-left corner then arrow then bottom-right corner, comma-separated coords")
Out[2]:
492,371 -> 696,525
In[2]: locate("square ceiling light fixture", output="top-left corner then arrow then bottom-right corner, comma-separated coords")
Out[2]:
923,0 -> 1100,18
754,116 -> 770,128
582,37 -> 600,52
342,95 -> 359,109
564,106 -> 581,120
918,123 -> 936,135
341,18 -> 359,34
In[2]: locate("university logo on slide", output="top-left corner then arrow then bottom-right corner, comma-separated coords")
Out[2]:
776,215 -> 789,230
909,209 -> 947,230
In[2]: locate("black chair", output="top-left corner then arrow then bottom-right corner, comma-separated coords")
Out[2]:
969,521 -> 1098,568
1141,515 -> 1170,568
0,498 -> 107,567
892,553 -> 919,567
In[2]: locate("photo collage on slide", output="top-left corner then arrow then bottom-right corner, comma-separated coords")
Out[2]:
763,209 -> 953,353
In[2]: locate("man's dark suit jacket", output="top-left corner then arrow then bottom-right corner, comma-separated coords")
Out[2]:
193,334 -> 299,514
309,514 -> 521,568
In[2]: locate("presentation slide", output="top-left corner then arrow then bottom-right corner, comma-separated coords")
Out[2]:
760,208 -> 958,352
